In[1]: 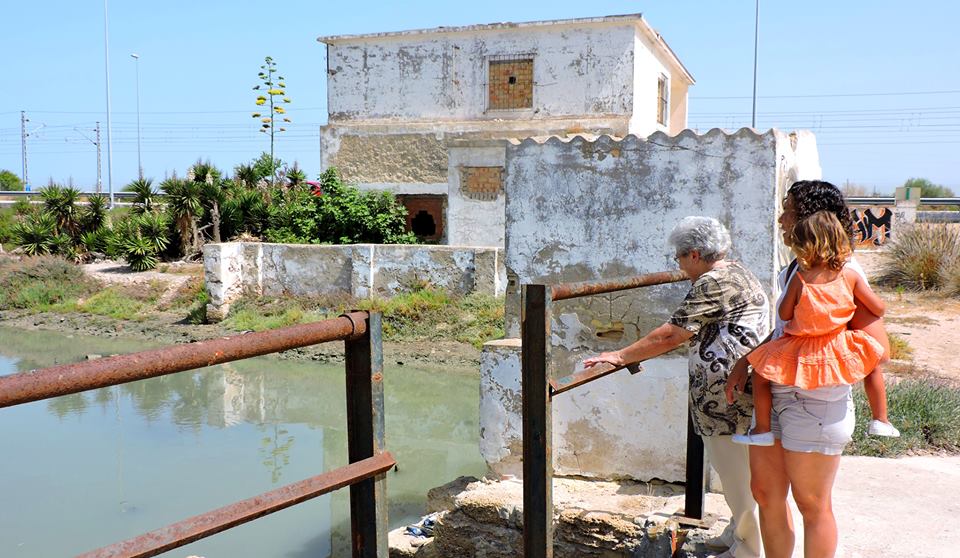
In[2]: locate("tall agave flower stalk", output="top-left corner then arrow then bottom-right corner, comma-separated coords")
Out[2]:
252,56 -> 292,185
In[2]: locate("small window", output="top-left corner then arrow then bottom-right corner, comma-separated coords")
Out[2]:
657,75 -> 669,126
460,166 -> 504,200
488,56 -> 534,110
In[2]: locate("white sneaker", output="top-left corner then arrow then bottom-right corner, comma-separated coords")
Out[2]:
731,430 -> 775,446
868,419 -> 901,437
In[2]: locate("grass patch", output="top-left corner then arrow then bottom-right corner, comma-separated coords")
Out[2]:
220,287 -> 505,348
888,333 -> 913,360
74,288 -> 149,321
0,255 -> 99,311
848,378 -> 960,457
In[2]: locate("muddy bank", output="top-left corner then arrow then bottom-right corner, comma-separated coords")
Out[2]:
0,309 -> 483,369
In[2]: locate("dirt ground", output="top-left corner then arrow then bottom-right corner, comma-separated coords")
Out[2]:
856,250 -> 960,383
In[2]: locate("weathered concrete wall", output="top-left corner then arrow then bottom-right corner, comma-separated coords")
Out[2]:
203,243 -> 506,318
446,143 -> 507,247
480,129 -> 821,482
326,24 -> 637,122
329,133 -> 449,184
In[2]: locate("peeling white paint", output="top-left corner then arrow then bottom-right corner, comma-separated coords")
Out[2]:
202,243 -> 505,318
480,129 -> 821,482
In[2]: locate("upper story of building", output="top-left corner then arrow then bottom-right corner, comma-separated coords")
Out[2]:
318,14 -> 695,137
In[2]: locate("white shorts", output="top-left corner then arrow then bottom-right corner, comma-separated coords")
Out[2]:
770,387 -> 854,456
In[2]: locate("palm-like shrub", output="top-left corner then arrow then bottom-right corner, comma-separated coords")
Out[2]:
161,177 -> 203,256
81,194 -> 109,231
11,212 -> 57,255
40,184 -> 82,237
121,233 -> 160,272
124,178 -> 158,215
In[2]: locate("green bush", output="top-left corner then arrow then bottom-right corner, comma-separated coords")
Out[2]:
265,168 -> 416,244
879,224 -> 960,291
0,256 -> 99,310
0,169 -> 24,191
0,209 -> 15,244
849,379 -> 960,457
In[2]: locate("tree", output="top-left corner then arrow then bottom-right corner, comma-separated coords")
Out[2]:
252,56 -> 292,184
903,177 -> 955,198
0,170 -> 24,191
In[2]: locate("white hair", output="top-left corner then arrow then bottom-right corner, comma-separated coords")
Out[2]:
668,216 -> 731,263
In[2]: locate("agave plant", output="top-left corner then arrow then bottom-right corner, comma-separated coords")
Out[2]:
80,228 -> 111,254
12,197 -> 34,217
81,194 -> 109,232
49,232 -> 79,262
124,178 -> 157,215
11,212 -> 56,255
286,163 -> 306,187
122,233 -> 160,272
234,163 -> 258,189
40,184 -> 82,237
137,212 -> 171,254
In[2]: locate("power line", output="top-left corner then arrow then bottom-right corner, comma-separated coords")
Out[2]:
692,89 -> 960,100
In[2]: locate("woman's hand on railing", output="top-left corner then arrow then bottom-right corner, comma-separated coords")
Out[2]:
582,350 -> 625,369
725,357 -> 750,403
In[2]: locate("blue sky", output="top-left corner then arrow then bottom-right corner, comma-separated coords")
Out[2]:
2,1 -> 958,194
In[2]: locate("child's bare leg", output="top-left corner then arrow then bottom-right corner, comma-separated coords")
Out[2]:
850,306 -> 894,424
753,374 -> 773,434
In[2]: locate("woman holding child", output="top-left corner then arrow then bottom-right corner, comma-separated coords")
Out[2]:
726,180 -> 899,558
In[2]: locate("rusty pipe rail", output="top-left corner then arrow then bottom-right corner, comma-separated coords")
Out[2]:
549,361 -> 643,397
0,311 -> 369,408
550,270 -> 688,301
76,452 -> 396,558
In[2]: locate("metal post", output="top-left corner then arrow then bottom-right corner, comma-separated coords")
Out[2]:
751,0 -> 760,128
131,53 -> 142,179
103,0 -> 115,207
344,312 -> 388,558
522,284 -> 553,558
20,111 -> 28,191
95,122 -> 102,193
683,410 -> 706,520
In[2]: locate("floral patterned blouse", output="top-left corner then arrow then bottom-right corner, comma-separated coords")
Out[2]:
669,262 -> 770,436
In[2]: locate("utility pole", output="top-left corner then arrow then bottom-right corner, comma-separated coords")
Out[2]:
96,122 -> 102,193
20,111 -> 28,191
103,0 -> 115,207
20,112 -> 44,192
751,0 -> 760,129
75,124 -> 103,193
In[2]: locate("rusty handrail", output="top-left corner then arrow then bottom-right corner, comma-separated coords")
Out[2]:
550,270 -> 688,301
549,361 -> 644,397
0,311 -> 369,408
76,452 -> 397,558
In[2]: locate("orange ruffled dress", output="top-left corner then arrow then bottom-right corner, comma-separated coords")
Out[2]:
747,272 -> 884,389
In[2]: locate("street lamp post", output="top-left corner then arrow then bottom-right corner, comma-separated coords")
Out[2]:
103,0 -> 115,207
131,53 -> 142,180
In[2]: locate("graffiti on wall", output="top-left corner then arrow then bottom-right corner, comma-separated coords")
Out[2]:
851,207 -> 892,246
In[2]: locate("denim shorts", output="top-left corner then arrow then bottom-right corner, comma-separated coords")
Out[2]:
770,387 -> 855,455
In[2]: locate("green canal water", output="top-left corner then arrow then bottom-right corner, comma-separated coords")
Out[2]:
0,327 -> 485,557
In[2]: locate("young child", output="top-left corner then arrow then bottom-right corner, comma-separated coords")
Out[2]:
733,210 -> 894,446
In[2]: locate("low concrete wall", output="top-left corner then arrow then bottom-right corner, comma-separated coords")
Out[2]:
480,129 -> 822,483
203,242 -> 506,320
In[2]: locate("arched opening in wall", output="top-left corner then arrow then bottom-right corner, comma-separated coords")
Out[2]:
411,210 -> 436,238
396,194 -> 445,243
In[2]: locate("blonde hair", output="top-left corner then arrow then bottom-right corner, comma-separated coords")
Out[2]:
789,210 -> 852,271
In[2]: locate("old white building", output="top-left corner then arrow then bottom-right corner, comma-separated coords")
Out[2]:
317,14 -> 694,246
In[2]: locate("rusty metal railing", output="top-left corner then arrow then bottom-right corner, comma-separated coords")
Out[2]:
0,311 -> 393,558
522,270 -> 710,558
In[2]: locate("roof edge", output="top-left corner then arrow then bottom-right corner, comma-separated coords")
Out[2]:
317,13 -> 645,44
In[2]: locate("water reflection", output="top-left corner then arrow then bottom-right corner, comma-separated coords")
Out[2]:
0,327 -> 484,557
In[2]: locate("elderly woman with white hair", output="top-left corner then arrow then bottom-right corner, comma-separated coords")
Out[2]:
584,216 -> 770,558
